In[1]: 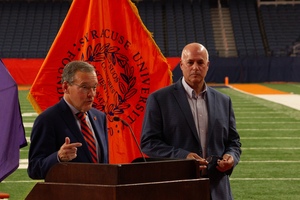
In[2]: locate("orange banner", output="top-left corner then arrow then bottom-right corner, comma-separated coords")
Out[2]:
28,0 -> 172,163
2,58 -> 43,85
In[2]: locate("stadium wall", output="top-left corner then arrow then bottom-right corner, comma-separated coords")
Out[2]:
171,57 -> 300,83
4,57 -> 300,85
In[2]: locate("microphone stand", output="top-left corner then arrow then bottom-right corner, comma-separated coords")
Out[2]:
113,117 -> 147,162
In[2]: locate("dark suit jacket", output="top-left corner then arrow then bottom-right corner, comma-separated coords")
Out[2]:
141,78 -> 241,200
28,99 -> 109,179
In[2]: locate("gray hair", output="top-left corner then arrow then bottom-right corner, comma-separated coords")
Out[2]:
61,61 -> 95,83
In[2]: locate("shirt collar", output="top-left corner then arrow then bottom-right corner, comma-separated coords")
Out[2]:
182,77 -> 207,99
63,97 -> 83,115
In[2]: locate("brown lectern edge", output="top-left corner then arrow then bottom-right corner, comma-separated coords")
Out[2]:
26,178 -> 210,200
45,159 -> 201,185
28,160 -> 210,200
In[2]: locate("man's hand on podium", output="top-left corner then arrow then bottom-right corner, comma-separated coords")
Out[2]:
186,152 -> 208,170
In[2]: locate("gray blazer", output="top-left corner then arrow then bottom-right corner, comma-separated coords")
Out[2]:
141,78 -> 241,200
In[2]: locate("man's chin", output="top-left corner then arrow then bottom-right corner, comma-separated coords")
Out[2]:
190,77 -> 203,83
82,104 -> 93,111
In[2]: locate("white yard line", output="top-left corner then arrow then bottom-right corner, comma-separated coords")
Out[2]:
19,159 -> 28,169
23,122 -> 34,127
239,128 -> 300,131
22,113 -> 38,117
242,147 -> 300,150
242,137 -> 300,139
240,160 -> 300,163
2,180 -> 41,183
238,121 -> 300,124
256,94 -> 300,111
230,178 -> 300,181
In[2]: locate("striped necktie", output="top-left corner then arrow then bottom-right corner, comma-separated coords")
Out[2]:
76,112 -> 98,163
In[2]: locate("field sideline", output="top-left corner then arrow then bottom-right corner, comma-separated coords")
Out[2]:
1,83 -> 300,199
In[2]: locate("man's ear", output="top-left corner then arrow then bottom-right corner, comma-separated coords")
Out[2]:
179,60 -> 183,70
62,81 -> 69,93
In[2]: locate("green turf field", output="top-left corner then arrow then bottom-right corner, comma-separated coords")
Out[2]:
1,83 -> 300,199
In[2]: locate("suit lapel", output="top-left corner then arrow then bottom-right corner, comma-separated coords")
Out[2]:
88,110 -> 109,163
58,100 -> 92,161
172,79 -> 200,143
206,87 -> 216,153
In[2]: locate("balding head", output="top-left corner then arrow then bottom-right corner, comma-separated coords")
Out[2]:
181,43 -> 209,62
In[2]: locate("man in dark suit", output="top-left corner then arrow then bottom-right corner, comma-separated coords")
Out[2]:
28,61 -> 109,179
141,43 -> 241,200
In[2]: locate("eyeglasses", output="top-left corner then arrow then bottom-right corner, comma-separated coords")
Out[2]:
71,83 -> 98,94
206,155 -> 223,165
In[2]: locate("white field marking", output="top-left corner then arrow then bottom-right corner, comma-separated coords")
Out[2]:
19,164 -> 28,169
19,159 -> 28,169
238,128 -> 300,131
234,111 -> 281,113
230,178 -> 300,181
20,159 -> 28,163
23,122 -> 34,127
256,94 -> 300,111
243,146 -> 299,149
22,113 -> 38,117
235,108 -> 271,110
239,160 -> 300,163
237,121 -> 300,124
2,180 -> 42,183
242,137 -> 300,139
237,116 -> 293,119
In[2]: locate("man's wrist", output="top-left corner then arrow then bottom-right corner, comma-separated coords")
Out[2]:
57,153 -> 62,162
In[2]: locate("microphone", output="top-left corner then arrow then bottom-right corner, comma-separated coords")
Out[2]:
113,116 -> 147,162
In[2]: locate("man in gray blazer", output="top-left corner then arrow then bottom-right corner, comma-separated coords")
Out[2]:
141,43 -> 241,200
28,61 -> 109,179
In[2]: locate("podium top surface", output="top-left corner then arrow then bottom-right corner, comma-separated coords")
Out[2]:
45,159 -> 201,185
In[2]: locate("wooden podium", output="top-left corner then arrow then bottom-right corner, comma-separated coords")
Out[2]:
26,159 -> 210,200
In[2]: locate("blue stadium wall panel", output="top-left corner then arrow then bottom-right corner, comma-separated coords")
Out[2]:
172,57 -> 300,83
